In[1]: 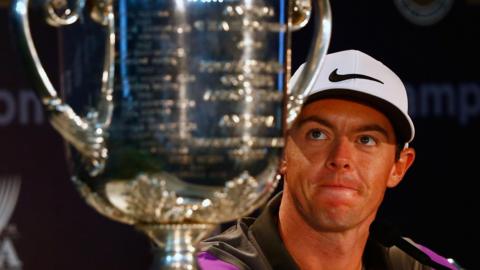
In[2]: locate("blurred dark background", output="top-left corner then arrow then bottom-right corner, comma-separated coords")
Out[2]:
1,0 -> 478,269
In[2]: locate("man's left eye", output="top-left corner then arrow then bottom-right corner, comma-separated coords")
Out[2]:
358,136 -> 376,146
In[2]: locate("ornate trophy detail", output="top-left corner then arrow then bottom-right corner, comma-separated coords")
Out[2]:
11,0 -> 331,268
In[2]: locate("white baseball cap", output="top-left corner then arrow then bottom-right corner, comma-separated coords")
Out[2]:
290,49 -> 415,144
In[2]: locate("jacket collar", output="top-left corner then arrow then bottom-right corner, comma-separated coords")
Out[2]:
250,192 -> 300,270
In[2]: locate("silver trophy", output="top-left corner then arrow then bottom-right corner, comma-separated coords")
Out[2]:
11,0 -> 331,268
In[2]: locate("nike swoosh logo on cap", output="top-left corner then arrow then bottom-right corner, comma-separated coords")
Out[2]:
328,69 -> 384,84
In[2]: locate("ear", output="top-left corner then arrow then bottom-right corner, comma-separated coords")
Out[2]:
387,147 -> 416,188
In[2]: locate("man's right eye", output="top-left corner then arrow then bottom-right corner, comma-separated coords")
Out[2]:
308,129 -> 327,140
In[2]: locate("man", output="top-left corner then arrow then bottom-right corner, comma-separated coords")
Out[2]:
197,50 -> 459,270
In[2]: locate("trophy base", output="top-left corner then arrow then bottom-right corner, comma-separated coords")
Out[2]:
138,224 -> 216,270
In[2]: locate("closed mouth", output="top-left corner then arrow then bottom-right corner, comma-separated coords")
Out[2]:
321,184 -> 359,191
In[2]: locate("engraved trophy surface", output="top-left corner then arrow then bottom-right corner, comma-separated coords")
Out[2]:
11,0 -> 331,268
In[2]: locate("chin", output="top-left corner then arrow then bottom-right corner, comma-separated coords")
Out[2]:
309,207 -> 360,232
311,194 -> 359,213
311,219 -> 355,233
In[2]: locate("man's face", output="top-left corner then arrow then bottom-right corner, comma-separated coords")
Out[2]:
281,98 -> 414,232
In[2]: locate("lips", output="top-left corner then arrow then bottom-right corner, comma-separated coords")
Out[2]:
306,174 -> 364,207
320,183 -> 359,191
314,182 -> 361,205
311,174 -> 364,200
308,171 -> 364,195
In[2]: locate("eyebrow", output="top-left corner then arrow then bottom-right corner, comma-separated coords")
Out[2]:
355,124 -> 390,139
295,116 -> 391,140
295,116 -> 334,130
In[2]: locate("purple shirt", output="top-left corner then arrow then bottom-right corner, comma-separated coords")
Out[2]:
198,247 -> 459,270
197,251 -> 240,270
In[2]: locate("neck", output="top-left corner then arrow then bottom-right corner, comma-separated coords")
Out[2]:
278,189 -> 372,270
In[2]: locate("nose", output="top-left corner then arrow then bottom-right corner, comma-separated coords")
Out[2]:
326,137 -> 352,171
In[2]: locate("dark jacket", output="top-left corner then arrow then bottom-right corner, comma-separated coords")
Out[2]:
199,193 -> 457,270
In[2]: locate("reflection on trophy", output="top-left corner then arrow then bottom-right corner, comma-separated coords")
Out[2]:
11,0 -> 330,268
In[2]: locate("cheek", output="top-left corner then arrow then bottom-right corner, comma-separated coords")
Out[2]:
357,155 -> 394,195
284,140 -> 313,191
285,151 -> 309,185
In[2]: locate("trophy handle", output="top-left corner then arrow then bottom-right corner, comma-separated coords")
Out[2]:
10,0 -> 115,175
286,0 -> 331,127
